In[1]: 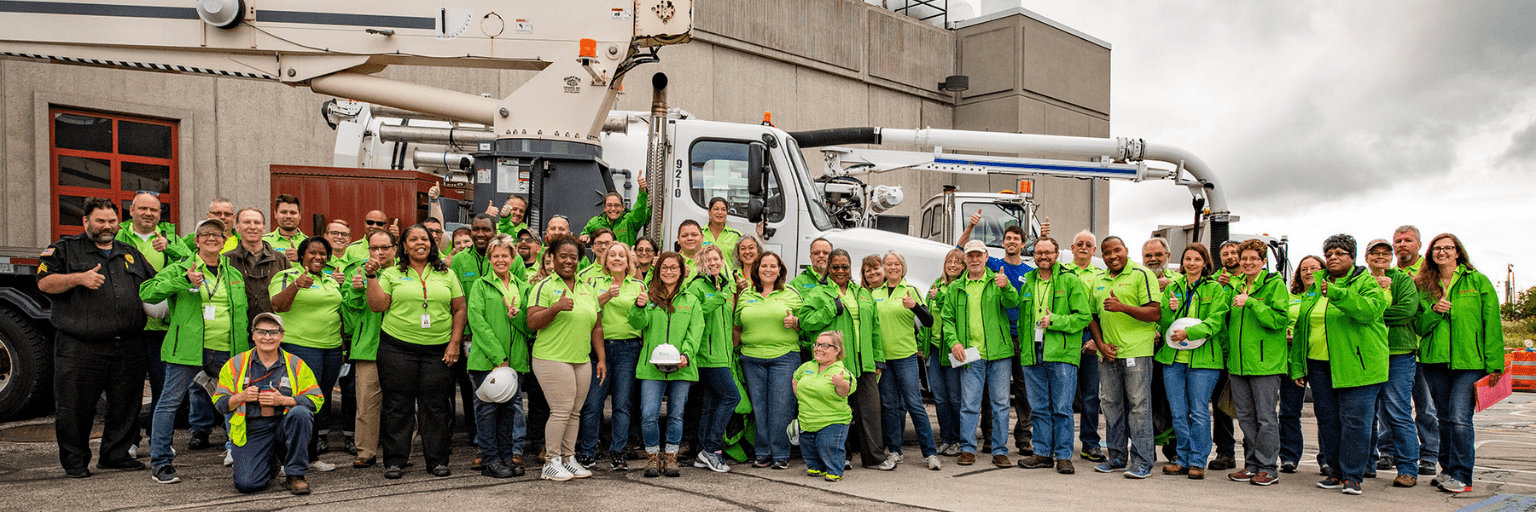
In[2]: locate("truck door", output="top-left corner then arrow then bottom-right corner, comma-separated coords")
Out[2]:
663,120 -> 798,270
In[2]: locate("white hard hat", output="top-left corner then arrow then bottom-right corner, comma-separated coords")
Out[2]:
650,343 -> 682,372
142,300 -> 169,320
787,419 -> 802,446
475,366 -> 519,403
1165,317 -> 1207,350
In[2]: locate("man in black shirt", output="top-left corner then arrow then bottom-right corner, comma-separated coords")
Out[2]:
37,197 -> 155,478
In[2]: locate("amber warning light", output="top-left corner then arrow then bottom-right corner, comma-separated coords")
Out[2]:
579,39 -> 597,58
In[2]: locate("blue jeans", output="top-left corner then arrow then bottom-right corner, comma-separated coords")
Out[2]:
281,344 -> 343,439
928,346 -> 964,446
640,379 -> 692,450
469,370 -> 521,461
1024,359 -> 1078,459
801,423 -> 849,478
1077,348 -> 1102,447
879,355 -> 937,457
1278,376 -> 1307,465
1163,363 -> 1219,469
1372,354 -> 1421,477
743,353 -> 799,462
1422,363 -> 1481,486
578,339 -> 640,457
696,366 -> 741,454
1100,356 -> 1154,468
151,363 -> 201,468
1414,365 -> 1441,464
233,409 -> 312,493
1310,359 -> 1383,483
958,357 -> 1012,455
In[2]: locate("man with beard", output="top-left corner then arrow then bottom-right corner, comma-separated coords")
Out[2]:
263,194 -> 305,262
38,197 -> 155,477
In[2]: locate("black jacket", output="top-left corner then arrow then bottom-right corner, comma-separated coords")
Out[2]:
36,233 -> 154,339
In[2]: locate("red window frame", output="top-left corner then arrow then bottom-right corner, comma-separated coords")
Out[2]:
48,107 -> 179,241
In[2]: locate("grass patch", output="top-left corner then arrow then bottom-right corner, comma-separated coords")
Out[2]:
1506,318 -> 1536,350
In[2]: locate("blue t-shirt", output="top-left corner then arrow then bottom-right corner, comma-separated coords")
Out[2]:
988,256 -> 1033,336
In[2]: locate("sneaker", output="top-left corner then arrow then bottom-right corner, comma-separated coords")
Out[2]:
565,456 -> 593,478
188,430 -> 212,451
872,459 -> 897,471
1228,469 -> 1256,482
1280,461 -> 1297,474
1056,459 -> 1075,474
129,444 -> 139,459
64,467 -> 91,478
1393,474 -> 1417,487
1188,467 -> 1205,480
309,460 -> 337,472
482,459 -> 514,479
1318,464 -> 1333,476
542,457 -> 574,482
151,465 -> 180,484
772,460 -> 791,470
1342,480 -> 1363,495
941,443 -> 961,456
824,473 -> 842,482
1317,476 -> 1344,489
223,449 -> 234,467
752,458 -> 771,469
1124,464 -> 1152,479
957,452 -> 976,466
1094,460 -> 1127,473
1252,472 -> 1278,486
576,453 -> 599,469
991,455 -> 1013,468
844,460 -> 853,470
1439,477 -> 1471,493
1080,446 -> 1107,462
888,452 -> 903,465
695,451 -> 730,473
1419,461 -> 1438,476
384,465 -> 404,479
430,465 -> 451,477
807,468 -> 825,477
1364,469 -> 1377,479
1019,455 -> 1054,469
926,455 -> 942,470
1163,464 -> 1188,475
316,436 -> 330,455
1208,455 -> 1236,471
644,453 -> 662,478
96,459 -> 146,471
1430,476 -> 1442,487
285,475 -> 311,495
1376,458 -> 1394,471
611,452 -> 629,472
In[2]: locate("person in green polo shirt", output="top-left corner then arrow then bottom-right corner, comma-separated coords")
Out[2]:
1087,236 -> 1163,479
576,229 -> 616,283
270,236 -> 347,470
794,331 -> 857,482
872,250 -> 939,470
342,229 -> 395,469
364,224 -> 466,479
450,214 -> 501,295
525,235 -> 606,482
734,251 -> 803,468
263,194 -> 305,263
576,240 -> 645,471
465,234 -> 531,479
788,238 -> 833,355
580,183 -> 649,246
942,240 -> 1020,468
1062,230 -> 1108,463
700,198 -> 742,265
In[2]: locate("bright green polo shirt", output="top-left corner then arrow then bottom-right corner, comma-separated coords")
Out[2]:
736,287 -> 803,359
1308,295 -> 1330,361
874,283 -> 921,360
592,273 -> 645,340
1091,262 -> 1163,359
201,264 -> 234,352
269,267 -> 344,349
532,275 -> 600,364
701,226 -> 741,266
837,285 -> 860,340
124,230 -> 168,330
794,360 -> 856,432
262,229 -> 306,259
377,265 -> 464,345
964,277 -> 986,357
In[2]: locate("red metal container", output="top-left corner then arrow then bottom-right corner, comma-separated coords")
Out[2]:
269,165 -> 467,234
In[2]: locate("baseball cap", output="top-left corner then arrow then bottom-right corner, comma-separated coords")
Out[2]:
963,240 -> 988,254
195,218 -> 226,234
252,312 -> 285,331
1366,238 -> 1391,252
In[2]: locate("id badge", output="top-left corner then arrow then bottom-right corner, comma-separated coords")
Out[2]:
203,305 -> 216,320
339,363 -> 352,377
1126,358 -> 1136,367
421,314 -> 432,328
1034,325 -> 1046,344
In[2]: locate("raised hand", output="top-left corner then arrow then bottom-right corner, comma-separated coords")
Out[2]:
329,270 -> 345,286
428,183 -> 441,201
152,231 -> 168,253
783,309 -> 798,329
635,290 -> 649,307
553,294 -> 574,312
901,294 -> 916,309
294,272 -> 315,290
1233,293 -> 1249,308
969,209 -> 982,227
79,264 -> 105,290
994,272 -> 1009,288
1168,296 -> 1181,311
187,266 -> 205,288
1104,294 -> 1125,313
352,270 -> 367,289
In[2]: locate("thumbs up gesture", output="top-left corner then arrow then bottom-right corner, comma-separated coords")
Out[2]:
387,219 -> 401,238
994,271 -> 1009,288
1040,216 -> 1052,237
969,209 -> 982,227
635,290 -> 649,307
294,272 -> 315,290
783,309 -> 799,329
187,267 -> 205,288
901,294 -> 916,309
79,264 -> 106,290
152,231 -> 168,252
352,270 -> 367,289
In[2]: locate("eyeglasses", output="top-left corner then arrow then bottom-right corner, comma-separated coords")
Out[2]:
252,328 -> 283,337
369,245 -> 394,251
635,247 -> 656,254
829,264 -> 851,270
659,266 -> 681,273
134,190 -> 161,197
365,220 -> 387,227
1366,251 -> 1392,257
326,230 -> 351,237
1430,246 -> 1457,253
814,343 -> 837,350
196,232 -> 226,239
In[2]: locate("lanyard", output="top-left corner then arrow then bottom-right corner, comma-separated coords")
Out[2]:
417,267 -> 430,309
1034,276 -> 1052,320
1177,278 -> 1200,318
200,262 -> 223,300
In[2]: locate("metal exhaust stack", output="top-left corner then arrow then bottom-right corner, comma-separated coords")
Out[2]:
646,72 -> 669,241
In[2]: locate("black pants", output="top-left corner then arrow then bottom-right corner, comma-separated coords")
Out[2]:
1213,371 -> 1236,458
846,371 -> 887,466
523,367 -> 550,450
451,357 -> 477,440
54,332 -> 146,471
378,333 -> 454,468
139,333 -> 165,443
337,364 -> 356,436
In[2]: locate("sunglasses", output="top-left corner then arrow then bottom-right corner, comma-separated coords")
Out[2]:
365,220 -> 387,226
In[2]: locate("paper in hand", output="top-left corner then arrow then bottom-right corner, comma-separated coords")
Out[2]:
949,346 -> 981,367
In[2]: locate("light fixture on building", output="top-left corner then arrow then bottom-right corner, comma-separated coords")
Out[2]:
938,75 -> 969,93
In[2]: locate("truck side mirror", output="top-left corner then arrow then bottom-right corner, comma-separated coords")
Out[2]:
747,198 -> 764,224
747,142 -> 768,197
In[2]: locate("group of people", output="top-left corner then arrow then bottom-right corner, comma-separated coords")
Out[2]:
40,185 -> 1502,497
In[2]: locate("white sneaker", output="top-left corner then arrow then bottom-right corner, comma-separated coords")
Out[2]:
927,455 -> 942,470
563,456 -> 592,478
696,451 -> 730,473
279,466 -> 286,476
223,449 -> 233,467
888,453 -> 903,465
309,460 -> 337,472
129,444 -> 138,458
542,457 -> 574,481
874,459 -> 897,471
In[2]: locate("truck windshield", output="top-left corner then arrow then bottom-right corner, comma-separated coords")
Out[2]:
786,137 -> 833,231
962,201 -> 1038,251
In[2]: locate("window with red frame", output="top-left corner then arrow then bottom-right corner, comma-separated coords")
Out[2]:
50,108 -> 178,240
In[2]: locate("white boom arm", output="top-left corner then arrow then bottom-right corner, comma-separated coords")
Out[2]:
0,0 -> 692,146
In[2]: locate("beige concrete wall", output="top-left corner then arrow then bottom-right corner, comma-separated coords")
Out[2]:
1,0 -> 1109,248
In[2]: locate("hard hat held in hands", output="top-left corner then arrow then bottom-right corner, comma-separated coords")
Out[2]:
475,366 -> 519,403
650,343 -> 683,373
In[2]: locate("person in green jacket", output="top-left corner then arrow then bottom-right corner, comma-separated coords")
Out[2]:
140,219 -> 250,484
871,250 -> 939,470
1222,239 -> 1291,485
942,240 -> 1020,468
464,234 -> 531,479
117,192 -> 192,450
269,236 -> 348,469
734,251 -> 803,468
1290,234 -> 1389,495
494,195 -> 530,238
213,313 -> 325,495
1363,238 -> 1425,486
788,238 -> 834,355
1157,242 -> 1228,479
1015,237 -> 1094,474
800,248 -> 891,471
576,228 -> 615,282
343,229 -> 396,469
794,331 -> 857,482
628,251 -> 702,478
580,185 -> 649,246
1279,254 -> 1323,475
687,245 -> 742,473
924,249 -> 967,457
1411,233 -> 1503,493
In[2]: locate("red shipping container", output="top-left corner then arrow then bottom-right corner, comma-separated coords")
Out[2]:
269,165 -> 468,235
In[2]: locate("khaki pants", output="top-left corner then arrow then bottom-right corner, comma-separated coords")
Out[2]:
532,357 -> 590,460
353,361 -> 383,461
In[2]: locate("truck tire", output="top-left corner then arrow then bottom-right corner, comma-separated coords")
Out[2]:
0,307 -> 50,420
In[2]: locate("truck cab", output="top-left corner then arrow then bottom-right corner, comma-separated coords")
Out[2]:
917,190 -> 1044,262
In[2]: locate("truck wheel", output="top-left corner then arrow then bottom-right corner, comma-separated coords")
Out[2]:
0,307 -> 50,420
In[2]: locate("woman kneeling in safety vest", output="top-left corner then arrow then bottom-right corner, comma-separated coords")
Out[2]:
212,312 -> 325,495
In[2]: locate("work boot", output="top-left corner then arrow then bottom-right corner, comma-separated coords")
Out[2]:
644,453 -> 661,478
188,430 -> 212,451
285,475 -> 311,495
1019,455 -> 1054,469
992,455 -> 1013,468
662,452 -> 681,477
1393,474 -> 1417,487
1055,459 -> 1075,474
957,452 -> 976,466
1208,455 -> 1235,471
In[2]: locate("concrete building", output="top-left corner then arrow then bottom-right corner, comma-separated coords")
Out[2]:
0,0 -> 1109,248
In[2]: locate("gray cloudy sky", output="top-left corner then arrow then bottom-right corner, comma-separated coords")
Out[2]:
1024,0 -> 1536,298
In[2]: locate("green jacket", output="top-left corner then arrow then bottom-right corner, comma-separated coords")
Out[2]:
1225,270 -> 1291,376
466,274 -> 533,373
686,273 -> 736,369
1156,275 -> 1230,369
1412,265 -> 1503,373
628,290 -> 702,381
1288,267 -> 1389,387
1378,268 -> 1422,355
497,217 -> 530,239
212,349 -> 323,447
116,221 -> 193,263
920,280 -> 956,358
581,190 -> 650,245
1017,268 -> 1093,366
787,267 -> 825,351
799,283 -> 884,378
140,255 -> 250,366
340,261 -> 385,361
939,269 -> 1020,362
449,247 -> 493,294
